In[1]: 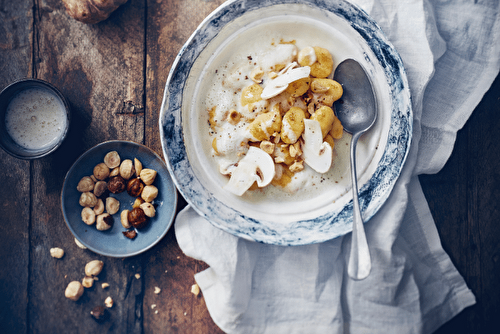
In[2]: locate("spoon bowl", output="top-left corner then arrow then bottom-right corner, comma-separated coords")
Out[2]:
334,59 -> 377,280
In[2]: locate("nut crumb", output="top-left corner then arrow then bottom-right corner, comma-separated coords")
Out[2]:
104,296 -> 114,308
184,312 -> 187,316
155,310 -> 159,314
151,304 -> 157,309
74,238 -> 87,249
154,287 -> 161,294
135,273 -> 141,279
50,247 -> 64,259
101,283 -> 110,289
191,283 -> 200,296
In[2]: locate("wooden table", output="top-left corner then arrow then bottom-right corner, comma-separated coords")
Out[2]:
0,1 -> 498,333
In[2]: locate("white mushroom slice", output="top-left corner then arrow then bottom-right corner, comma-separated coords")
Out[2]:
261,62 -> 311,99
301,119 -> 332,173
224,147 -> 275,196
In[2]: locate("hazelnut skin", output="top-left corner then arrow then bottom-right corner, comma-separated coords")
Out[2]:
107,175 -> 126,194
128,207 -> 148,229
127,178 -> 144,197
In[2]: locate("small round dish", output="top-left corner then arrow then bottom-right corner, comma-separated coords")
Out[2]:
61,140 -> 177,257
160,0 -> 412,245
0,78 -> 71,159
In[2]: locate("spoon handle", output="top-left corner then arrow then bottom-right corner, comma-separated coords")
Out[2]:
347,132 -> 371,280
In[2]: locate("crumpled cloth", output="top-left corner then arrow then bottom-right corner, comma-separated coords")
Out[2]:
174,0 -> 500,333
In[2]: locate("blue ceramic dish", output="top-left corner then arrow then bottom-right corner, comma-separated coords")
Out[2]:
159,0 -> 412,245
61,140 -> 177,257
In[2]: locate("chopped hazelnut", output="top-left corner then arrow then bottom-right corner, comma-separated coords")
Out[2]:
93,198 -> 105,215
260,141 -> 275,154
191,283 -> 200,296
65,281 -> 84,301
85,260 -> 104,277
154,286 -> 161,294
122,230 -> 137,239
101,283 -> 110,289
50,247 -> 64,259
104,296 -> 114,308
90,305 -> 108,322
82,276 -> 94,288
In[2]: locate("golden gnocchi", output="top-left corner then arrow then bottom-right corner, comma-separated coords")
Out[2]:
207,41 -> 345,195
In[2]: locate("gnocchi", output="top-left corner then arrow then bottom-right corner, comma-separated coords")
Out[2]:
207,41 -> 345,195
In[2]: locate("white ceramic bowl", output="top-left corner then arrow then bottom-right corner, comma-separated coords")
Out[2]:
160,0 -> 412,245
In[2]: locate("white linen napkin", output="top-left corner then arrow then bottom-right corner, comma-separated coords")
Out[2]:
174,0 -> 500,332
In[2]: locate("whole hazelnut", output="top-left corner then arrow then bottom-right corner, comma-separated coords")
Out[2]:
94,163 -> 110,180
65,281 -> 84,301
127,178 -> 144,197
105,197 -> 120,215
119,159 -> 135,180
93,180 -> 108,197
77,176 -> 94,192
139,168 -> 157,185
128,207 -> 147,229
104,151 -> 121,169
79,192 -> 98,207
107,176 -> 126,194
140,202 -> 156,218
81,207 -> 96,225
93,199 -> 105,215
85,260 -> 104,277
141,185 -> 158,203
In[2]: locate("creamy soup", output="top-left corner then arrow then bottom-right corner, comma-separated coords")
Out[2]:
5,87 -> 67,150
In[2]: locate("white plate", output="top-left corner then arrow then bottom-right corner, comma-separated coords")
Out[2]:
159,0 -> 412,245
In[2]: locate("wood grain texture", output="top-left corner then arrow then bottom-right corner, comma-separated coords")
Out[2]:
422,73 -> 500,334
0,0 -> 498,333
0,1 -> 32,333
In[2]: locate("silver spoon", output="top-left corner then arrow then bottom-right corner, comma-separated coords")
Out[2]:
334,59 -> 377,280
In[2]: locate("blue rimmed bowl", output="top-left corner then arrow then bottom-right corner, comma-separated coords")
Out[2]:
159,0 -> 412,245
61,140 -> 177,257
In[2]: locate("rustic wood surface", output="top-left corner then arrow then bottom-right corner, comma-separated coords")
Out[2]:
0,1 -> 498,333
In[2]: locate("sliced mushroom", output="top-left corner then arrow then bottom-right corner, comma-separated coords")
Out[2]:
301,119 -> 332,173
260,62 -> 311,99
224,147 -> 275,196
